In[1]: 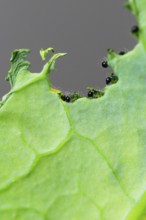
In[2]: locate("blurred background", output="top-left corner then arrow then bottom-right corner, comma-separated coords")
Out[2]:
0,0 -> 137,97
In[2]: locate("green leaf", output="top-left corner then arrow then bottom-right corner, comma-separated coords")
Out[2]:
40,47 -> 54,61
5,49 -> 31,88
0,1 -> 146,219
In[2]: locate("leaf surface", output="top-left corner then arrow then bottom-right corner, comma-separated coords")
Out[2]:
0,1 -> 146,219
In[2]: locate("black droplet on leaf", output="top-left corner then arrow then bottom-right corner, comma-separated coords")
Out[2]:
65,96 -> 70,102
106,77 -> 112,85
119,51 -> 125,55
61,95 -> 66,101
88,91 -> 94,97
131,25 -> 139,34
102,61 -> 108,68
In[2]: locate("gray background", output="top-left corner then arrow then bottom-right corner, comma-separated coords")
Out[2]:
0,0 -> 137,98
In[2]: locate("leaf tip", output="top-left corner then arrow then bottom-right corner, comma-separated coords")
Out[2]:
40,47 -> 54,61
